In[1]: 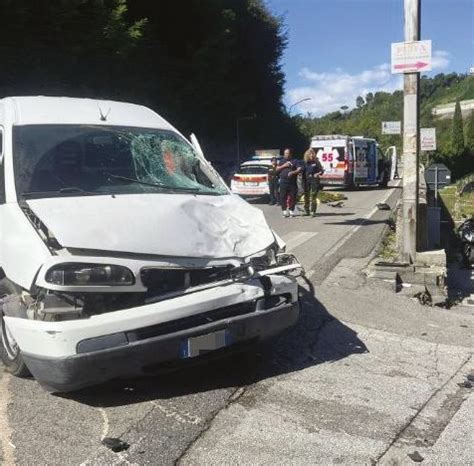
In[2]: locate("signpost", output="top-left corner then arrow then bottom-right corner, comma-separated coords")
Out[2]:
382,121 -> 402,135
420,127 -> 436,151
391,40 -> 432,74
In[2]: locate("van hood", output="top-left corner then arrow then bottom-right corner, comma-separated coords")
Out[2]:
26,194 -> 275,259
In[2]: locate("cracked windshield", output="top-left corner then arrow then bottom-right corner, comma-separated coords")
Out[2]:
13,125 -> 227,199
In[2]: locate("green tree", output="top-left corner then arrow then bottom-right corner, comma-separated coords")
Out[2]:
465,110 -> 474,154
356,96 -> 364,108
451,99 -> 465,156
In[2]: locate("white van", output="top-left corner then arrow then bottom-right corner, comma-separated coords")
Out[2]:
310,135 -> 391,188
0,96 -> 301,392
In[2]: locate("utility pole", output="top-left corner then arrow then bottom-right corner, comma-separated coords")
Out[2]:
401,0 -> 420,263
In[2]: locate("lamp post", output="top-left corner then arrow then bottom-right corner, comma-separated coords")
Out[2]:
288,97 -> 312,114
236,114 -> 256,166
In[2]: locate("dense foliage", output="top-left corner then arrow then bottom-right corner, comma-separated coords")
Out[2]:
296,74 -> 474,180
0,0 -> 305,160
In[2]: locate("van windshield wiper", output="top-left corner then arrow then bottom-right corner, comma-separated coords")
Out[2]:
105,173 -> 165,189
21,187 -> 98,198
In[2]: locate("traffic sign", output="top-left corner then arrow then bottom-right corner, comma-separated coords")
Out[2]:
420,127 -> 436,151
391,40 -> 432,74
381,121 -> 401,135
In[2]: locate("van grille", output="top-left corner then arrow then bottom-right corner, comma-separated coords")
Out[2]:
126,301 -> 256,342
140,266 -> 234,295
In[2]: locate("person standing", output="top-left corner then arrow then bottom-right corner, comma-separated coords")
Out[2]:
277,148 -> 301,217
267,157 -> 280,205
302,150 -> 312,216
305,148 -> 324,217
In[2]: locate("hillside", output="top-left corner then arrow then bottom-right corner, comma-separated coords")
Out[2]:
296,73 -> 474,179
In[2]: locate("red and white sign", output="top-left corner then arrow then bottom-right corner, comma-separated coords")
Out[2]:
391,40 -> 432,74
420,127 -> 436,151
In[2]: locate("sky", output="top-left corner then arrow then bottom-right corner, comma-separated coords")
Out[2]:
266,0 -> 474,116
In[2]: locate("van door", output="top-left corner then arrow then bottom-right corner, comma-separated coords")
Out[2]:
367,141 -> 377,183
353,139 -> 368,183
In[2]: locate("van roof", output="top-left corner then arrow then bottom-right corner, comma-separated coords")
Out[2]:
0,96 -> 176,131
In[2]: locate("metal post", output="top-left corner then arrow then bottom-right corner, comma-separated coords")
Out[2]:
401,0 -> 420,263
434,165 -> 438,206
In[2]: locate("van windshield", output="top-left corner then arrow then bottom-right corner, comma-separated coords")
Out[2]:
13,125 -> 228,199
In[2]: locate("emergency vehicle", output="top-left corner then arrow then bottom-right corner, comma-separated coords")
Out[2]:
230,150 -> 280,198
310,135 -> 391,188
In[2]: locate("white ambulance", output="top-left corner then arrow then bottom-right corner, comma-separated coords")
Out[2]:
310,135 -> 391,188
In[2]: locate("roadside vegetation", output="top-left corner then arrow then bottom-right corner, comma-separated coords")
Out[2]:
0,0 -> 305,159
439,174 -> 474,223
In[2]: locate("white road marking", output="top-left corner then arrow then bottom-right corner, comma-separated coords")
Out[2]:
98,407 -> 110,440
283,231 -> 318,253
318,185 -> 397,263
0,373 -> 15,466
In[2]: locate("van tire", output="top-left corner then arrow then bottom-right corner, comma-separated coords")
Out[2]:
0,279 -> 30,378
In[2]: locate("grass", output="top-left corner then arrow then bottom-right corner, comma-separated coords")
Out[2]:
377,218 -> 397,261
439,177 -> 474,223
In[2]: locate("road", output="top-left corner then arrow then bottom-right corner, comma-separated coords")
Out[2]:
1,184 -> 472,465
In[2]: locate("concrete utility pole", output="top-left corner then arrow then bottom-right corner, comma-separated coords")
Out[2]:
401,0 -> 421,263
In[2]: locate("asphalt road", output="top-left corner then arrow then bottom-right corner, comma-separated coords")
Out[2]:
1,183 -> 472,465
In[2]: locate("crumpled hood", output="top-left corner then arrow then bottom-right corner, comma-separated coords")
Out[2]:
26,194 -> 275,258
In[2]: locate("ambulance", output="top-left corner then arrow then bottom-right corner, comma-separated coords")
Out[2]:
310,135 -> 391,188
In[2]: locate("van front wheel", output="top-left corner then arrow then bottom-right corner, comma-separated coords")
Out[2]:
0,281 -> 30,377
0,312 -> 29,377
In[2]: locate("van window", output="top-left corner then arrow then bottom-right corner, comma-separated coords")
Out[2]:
239,165 -> 268,175
0,127 -> 5,204
12,125 -> 228,200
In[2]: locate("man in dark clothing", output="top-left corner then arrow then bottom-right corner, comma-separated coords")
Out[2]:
267,157 -> 280,205
277,148 -> 301,217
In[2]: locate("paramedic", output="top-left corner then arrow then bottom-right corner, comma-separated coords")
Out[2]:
305,148 -> 324,217
268,156 -> 280,205
277,148 -> 301,217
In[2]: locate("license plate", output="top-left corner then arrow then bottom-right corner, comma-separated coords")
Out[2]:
180,329 -> 231,358
244,182 -> 258,186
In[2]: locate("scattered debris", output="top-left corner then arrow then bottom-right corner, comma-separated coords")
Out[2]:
414,290 -> 432,306
457,380 -> 472,389
467,372 -> 474,382
328,201 -> 344,208
376,202 -> 391,210
421,332 -> 427,336
408,450 -> 424,462
101,437 -> 130,453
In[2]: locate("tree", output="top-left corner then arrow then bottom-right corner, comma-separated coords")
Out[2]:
356,96 -> 364,108
465,110 -> 474,154
451,99 -> 465,156
365,92 -> 374,105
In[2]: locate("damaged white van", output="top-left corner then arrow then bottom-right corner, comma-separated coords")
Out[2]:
0,97 -> 302,392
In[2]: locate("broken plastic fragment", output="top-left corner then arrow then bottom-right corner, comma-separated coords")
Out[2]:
102,437 -> 130,453
407,450 -> 424,462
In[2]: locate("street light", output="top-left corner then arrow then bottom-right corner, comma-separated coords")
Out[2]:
236,114 -> 257,166
288,97 -> 312,114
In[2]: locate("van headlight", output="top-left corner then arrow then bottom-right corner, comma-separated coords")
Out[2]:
45,263 -> 135,286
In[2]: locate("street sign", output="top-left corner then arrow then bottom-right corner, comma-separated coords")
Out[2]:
420,127 -> 436,151
391,40 -> 432,74
381,121 -> 401,135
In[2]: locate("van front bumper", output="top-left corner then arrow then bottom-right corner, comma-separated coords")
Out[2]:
22,300 -> 299,392
6,275 -> 299,392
